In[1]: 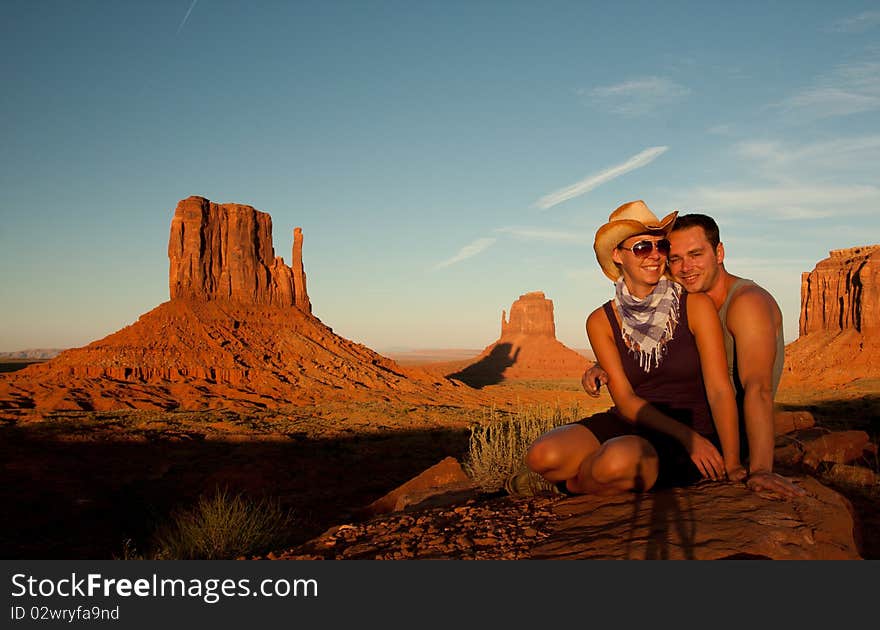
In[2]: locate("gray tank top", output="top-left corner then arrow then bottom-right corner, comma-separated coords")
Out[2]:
718,278 -> 785,396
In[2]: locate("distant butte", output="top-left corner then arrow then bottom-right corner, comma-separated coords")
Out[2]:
449,291 -> 590,387
781,244 -> 880,390
168,196 -> 312,311
0,196 -> 478,413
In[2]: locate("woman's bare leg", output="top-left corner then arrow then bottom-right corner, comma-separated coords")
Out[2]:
525,424 -> 601,483
569,435 -> 659,495
526,427 -> 659,495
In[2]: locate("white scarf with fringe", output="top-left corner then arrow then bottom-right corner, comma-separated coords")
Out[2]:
613,277 -> 681,372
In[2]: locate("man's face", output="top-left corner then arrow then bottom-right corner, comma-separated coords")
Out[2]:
667,226 -> 723,293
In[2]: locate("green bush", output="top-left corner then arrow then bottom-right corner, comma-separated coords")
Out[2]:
463,402 -> 582,493
151,488 -> 294,560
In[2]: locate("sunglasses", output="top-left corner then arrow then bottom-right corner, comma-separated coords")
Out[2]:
618,238 -> 671,258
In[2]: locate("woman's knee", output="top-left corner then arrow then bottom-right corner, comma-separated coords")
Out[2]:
524,438 -> 563,473
590,437 -> 658,490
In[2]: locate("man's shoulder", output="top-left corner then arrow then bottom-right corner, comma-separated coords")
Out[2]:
724,277 -> 781,330
728,279 -> 779,310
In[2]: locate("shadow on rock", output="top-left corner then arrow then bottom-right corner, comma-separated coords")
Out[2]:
447,343 -> 519,389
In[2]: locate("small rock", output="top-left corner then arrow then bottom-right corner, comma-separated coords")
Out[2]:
802,431 -> 872,469
774,410 -> 816,435
826,464 -> 879,487
365,457 -> 474,515
455,534 -> 473,549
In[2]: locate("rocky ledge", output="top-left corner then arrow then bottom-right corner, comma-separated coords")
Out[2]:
267,421 -> 875,560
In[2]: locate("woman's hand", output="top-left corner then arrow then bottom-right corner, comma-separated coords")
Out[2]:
726,464 -> 748,482
686,433 -> 726,481
581,363 -> 608,398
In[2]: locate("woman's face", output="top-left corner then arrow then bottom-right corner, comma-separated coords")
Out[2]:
611,233 -> 670,294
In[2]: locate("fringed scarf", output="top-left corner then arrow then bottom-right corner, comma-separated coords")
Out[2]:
614,277 -> 681,372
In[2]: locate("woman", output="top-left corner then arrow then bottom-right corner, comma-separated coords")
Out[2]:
519,200 -> 745,496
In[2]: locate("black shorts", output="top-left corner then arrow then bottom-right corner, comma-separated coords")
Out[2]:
574,410 -> 722,489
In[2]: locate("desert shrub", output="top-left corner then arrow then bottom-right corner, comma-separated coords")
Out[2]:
151,488 -> 295,560
463,402 -> 582,492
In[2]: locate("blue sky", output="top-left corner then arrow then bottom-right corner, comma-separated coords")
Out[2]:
2,1 -> 879,353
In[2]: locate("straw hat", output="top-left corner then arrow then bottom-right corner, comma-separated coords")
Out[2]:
593,200 -> 678,281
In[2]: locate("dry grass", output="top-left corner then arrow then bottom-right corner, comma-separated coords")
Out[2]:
150,487 -> 295,560
463,402 -> 584,492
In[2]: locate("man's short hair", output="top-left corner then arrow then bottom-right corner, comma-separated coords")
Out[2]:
672,213 -> 721,249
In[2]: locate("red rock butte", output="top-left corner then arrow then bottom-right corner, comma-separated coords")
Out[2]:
449,291 -> 590,387
169,197 -> 313,312
0,196 -> 479,412
782,244 -> 880,389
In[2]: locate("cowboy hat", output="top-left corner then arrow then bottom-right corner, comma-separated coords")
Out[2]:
593,200 -> 678,281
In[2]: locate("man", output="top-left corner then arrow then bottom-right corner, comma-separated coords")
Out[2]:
582,213 -> 805,498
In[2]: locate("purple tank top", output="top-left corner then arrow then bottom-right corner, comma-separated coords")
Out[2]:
603,292 -> 714,435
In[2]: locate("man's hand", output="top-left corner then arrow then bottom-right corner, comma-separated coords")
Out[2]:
745,470 -> 807,499
581,363 -> 609,398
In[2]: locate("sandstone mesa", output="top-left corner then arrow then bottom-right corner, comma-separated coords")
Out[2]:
782,244 -> 880,389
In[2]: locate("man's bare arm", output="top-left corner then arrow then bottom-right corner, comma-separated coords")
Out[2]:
727,287 -> 806,497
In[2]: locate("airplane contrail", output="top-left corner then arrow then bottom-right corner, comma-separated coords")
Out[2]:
176,0 -> 199,34
434,237 -> 496,269
534,146 -> 669,210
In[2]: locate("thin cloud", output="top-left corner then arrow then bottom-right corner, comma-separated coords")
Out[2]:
434,237 -> 496,269
785,87 -> 880,117
177,0 -> 199,34
587,77 -> 690,116
534,146 -> 668,210
687,135 -> 880,220
775,59 -> 880,119
687,184 -> 880,219
735,135 -> 880,173
829,10 -> 880,33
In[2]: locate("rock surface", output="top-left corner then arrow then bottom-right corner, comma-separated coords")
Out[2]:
530,477 -> 859,560
270,495 -> 561,560
271,475 -> 861,560
783,244 -> 880,388
450,292 -> 590,385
